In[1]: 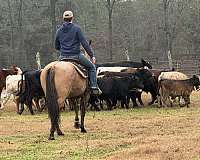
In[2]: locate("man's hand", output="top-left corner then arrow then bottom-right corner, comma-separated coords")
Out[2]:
91,57 -> 96,64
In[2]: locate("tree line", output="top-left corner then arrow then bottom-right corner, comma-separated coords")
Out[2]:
0,0 -> 199,69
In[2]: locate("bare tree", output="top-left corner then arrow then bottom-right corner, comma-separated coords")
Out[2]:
105,0 -> 118,61
7,0 -> 14,50
163,0 -> 171,55
50,0 -> 58,47
17,0 -> 23,50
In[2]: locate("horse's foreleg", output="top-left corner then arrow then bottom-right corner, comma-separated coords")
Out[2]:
80,96 -> 87,133
71,98 -> 80,129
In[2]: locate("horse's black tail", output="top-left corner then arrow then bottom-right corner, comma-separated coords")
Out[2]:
46,67 -> 60,128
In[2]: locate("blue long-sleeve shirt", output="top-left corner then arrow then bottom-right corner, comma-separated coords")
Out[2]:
55,22 -> 94,58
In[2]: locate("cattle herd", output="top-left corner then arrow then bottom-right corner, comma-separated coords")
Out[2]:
1,58 -> 200,115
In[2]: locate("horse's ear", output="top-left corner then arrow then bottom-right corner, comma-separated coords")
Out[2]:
89,40 -> 92,45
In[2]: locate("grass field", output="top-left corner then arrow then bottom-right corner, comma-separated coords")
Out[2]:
1,92 -> 200,160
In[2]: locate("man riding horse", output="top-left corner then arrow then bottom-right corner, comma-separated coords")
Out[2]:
55,10 -> 101,95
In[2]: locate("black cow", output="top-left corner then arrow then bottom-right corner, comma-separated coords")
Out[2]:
17,70 -> 45,115
97,74 -> 144,110
96,58 -> 152,69
101,68 -> 157,107
121,68 -> 157,106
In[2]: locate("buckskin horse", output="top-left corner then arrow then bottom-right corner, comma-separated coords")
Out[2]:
0,65 -> 22,108
40,60 -> 89,140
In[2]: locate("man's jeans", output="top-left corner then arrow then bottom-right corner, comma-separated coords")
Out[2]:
59,53 -> 97,88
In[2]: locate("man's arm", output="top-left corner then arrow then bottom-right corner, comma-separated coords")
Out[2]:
55,30 -> 60,50
77,27 -> 94,58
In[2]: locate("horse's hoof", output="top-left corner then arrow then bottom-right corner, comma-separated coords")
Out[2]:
81,128 -> 87,133
74,123 -> 80,129
18,112 -> 22,115
57,132 -> 64,136
48,136 -> 55,140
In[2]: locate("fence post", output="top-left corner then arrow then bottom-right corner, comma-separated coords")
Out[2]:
36,52 -> 41,70
168,50 -> 173,70
124,49 -> 130,61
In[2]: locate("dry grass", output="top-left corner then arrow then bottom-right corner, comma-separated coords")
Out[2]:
0,92 -> 200,159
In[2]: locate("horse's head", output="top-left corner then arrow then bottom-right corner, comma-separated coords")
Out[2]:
141,58 -> 152,69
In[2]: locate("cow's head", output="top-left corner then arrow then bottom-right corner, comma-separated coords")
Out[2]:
141,58 -> 152,69
129,75 -> 144,90
135,68 -> 153,82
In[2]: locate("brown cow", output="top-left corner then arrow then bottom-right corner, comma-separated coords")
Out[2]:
158,75 -> 200,108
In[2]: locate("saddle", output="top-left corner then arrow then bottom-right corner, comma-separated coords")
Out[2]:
60,58 -> 88,78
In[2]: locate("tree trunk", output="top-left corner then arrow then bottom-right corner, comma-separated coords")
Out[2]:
50,0 -> 56,48
7,0 -> 14,64
163,0 -> 173,68
18,0 -> 23,50
108,11 -> 113,61
106,0 -> 116,61
163,0 -> 169,55
7,0 -> 14,50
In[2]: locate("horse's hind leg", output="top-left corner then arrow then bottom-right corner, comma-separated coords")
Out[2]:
49,125 -> 56,140
56,123 -> 64,136
80,96 -> 87,133
72,99 -> 80,129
